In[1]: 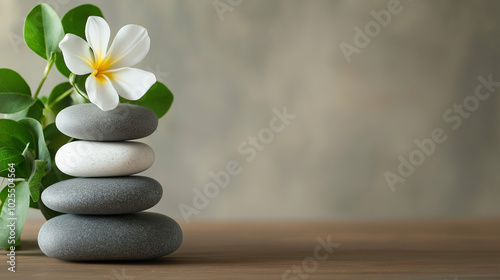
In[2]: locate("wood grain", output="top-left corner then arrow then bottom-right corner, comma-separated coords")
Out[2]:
1,219 -> 500,279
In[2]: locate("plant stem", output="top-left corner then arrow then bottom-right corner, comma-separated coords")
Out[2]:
69,73 -> 90,102
48,88 -> 73,107
34,53 -> 56,99
43,102 -> 56,116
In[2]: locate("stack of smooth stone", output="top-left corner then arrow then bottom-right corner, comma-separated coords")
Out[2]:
38,103 -> 182,261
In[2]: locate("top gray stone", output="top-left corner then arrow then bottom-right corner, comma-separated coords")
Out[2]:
56,103 -> 158,141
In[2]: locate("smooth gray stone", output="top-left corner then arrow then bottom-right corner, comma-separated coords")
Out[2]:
42,177 -> 162,214
38,212 -> 183,261
56,103 -> 158,141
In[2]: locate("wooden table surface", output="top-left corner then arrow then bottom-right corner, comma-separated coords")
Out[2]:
1,219 -> 500,279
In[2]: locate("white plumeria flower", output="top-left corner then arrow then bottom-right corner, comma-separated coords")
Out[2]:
59,16 -> 156,111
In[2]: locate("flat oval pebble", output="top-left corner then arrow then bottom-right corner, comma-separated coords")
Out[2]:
38,212 -> 182,261
42,176 -> 162,214
56,103 -> 158,141
55,141 -> 154,177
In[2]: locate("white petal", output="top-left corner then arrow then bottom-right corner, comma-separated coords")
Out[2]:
58,34 -> 94,75
85,16 -> 110,62
106,67 -> 156,100
85,74 -> 119,111
105,24 -> 150,69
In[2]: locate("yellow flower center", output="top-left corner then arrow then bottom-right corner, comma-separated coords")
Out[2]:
91,53 -> 112,77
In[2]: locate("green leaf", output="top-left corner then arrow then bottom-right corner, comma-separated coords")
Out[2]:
21,143 -> 34,168
0,137 -> 35,181
14,144 -> 34,180
125,82 -> 174,118
0,148 -> 24,177
0,181 -> 30,248
0,186 -> 9,217
13,161 -> 31,180
55,52 -> 71,77
44,123 -> 71,152
18,118 -> 52,172
61,4 -> 103,39
27,160 -> 47,202
43,123 -> 60,142
48,82 -> 73,114
73,74 -> 89,94
0,119 -> 35,152
24,3 -> 64,60
29,195 -> 40,209
71,90 -> 89,104
0,69 -> 35,114
4,99 -> 44,121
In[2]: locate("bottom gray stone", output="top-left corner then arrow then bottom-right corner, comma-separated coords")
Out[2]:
38,212 -> 182,261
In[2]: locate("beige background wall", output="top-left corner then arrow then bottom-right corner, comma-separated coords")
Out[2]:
1,0 -> 500,221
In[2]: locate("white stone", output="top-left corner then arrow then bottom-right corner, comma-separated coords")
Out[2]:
55,141 -> 155,177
